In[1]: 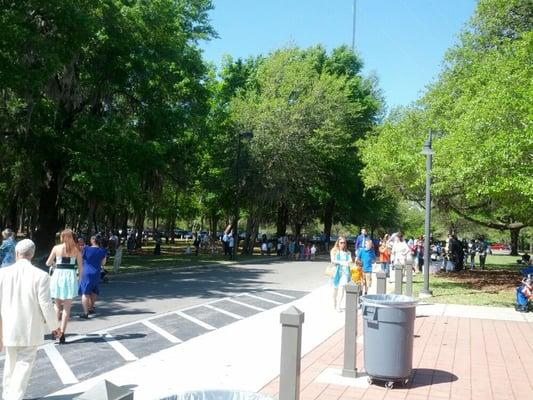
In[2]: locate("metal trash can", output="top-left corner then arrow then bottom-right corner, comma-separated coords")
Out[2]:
160,390 -> 275,400
360,294 -> 417,388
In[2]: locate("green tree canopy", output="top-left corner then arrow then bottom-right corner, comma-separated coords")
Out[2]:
360,0 -> 533,254
1,0 -> 214,249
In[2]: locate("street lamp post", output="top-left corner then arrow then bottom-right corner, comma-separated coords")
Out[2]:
419,130 -> 434,298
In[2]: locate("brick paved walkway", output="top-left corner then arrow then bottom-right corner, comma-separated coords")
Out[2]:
261,314 -> 533,400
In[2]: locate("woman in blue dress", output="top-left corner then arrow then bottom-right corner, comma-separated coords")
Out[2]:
46,229 -> 83,344
79,235 -> 107,319
330,236 -> 352,312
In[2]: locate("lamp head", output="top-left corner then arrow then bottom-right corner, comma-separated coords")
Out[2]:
421,140 -> 434,156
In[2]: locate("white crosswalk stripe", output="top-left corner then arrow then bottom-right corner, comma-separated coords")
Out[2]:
43,344 -> 79,385
142,320 -> 182,344
175,310 -> 216,330
225,298 -> 266,311
102,332 -> 138,361
265,290 -> 296,299
203,304 -> 243,320
242,293 -> 283,305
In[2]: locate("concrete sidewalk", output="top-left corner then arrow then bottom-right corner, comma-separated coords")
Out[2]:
45,281 -> 533,400
260,300 -> 533,400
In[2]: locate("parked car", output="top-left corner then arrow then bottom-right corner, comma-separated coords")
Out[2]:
490,243 -> 510,251
174,229 -> 192,239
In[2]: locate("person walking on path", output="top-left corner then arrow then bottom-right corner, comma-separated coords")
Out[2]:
193,234 -> 200,256
469,240 -> 477,270
330,237 -> 352,312
0,239 -> 60,400
0,228 -> 17,267
379,234 -> 391,277
153,232 -> 162,256
45,229 -> 83,344
478,239 -> 488,270
391,233 -> 410,283
356,239 -> 377,295
228,232 -> 235,260
355,228 -> 369,251
79,235 -> 107,319
113,238 -> 123,274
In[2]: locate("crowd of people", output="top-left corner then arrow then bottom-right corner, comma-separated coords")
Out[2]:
326,228 -> 526,312
328,229 -> 416,312
0,229 -> 114,398
0,229 -> 113,342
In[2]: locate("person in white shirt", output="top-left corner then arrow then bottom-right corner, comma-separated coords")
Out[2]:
310,244 -> 317,260
391,233 -> 410,283
0,239 -> 60,400
228,233 -> 235,260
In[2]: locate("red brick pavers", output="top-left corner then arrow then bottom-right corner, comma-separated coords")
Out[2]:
260,314 -> 533,400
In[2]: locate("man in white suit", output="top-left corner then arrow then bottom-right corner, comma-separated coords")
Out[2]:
0,239 -> 60,400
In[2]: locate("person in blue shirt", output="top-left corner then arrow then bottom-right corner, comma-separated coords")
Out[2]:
516,276 -> 533,312
355,228 -> 369,251
79,235 -> 107,319
0,229 -> 17,267
356,239 -> 376,295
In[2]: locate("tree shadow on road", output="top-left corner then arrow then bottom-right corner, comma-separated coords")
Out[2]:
99,265 -> 276,304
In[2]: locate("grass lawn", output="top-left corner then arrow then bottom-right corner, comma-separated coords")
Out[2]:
412,254 -> 527,307
108,242 -> 274,273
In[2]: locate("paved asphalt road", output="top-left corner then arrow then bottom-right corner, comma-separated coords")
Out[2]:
0,257 -> 329,399
68,256 -> 329,334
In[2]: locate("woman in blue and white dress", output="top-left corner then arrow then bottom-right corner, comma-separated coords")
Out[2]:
46,229 -> 83,344
330,236 -> 352,312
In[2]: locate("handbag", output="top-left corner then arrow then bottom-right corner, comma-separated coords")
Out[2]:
324,263 -> 336,278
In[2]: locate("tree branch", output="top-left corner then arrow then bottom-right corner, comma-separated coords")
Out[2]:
447,202 -> 526,231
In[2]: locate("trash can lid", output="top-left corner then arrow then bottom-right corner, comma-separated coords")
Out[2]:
360,294 -> 417,308
160,390 -> 276,400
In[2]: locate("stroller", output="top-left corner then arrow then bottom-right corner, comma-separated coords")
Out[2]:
515,274 -> 532,312
100,267 -> 109,283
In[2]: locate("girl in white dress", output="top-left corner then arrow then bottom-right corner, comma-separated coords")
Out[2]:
46,229 -> 83,344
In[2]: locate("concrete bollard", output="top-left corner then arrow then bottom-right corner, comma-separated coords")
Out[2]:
74,380 -> 133,400
405,266 -> 413,296
376,271 -> 386,295
342,282 -> 360,378
395,266 -> 403,295
280,306 -> 305,400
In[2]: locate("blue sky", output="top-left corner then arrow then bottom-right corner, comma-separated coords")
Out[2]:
200,0 -> 478,110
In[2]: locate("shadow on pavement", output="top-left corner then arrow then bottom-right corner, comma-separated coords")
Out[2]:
65,333 -> 146,344
101,265 -> 276,303
407,368 -> 458,388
